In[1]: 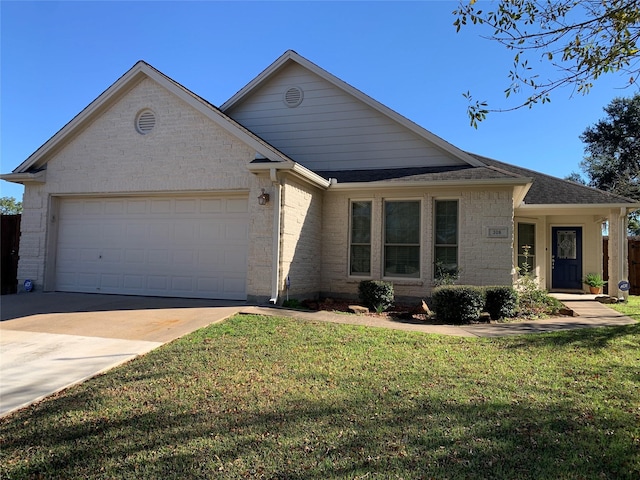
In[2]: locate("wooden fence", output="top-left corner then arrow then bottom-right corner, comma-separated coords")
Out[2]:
1,214 -> 21,295
603,237 -> 640,296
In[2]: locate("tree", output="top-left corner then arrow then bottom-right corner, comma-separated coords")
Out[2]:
0,196 -> 22,215
454,0 -> 640,127
564,171 -> 587,184
579,93 -> 640,234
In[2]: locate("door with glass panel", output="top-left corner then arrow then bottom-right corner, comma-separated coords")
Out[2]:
551,227 -> 583,290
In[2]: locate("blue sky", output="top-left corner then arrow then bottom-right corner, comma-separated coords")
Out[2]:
1,0 -> 636,201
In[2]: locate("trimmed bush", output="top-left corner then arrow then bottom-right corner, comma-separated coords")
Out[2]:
358,280 -> 394,312
432,285 -> 485,324
484,286 -> 518,320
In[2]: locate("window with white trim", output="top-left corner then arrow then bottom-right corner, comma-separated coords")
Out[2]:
434,200 -> 458,277
350,201 -> 372,276
517,223 -> 536,273
384,200 -> 420,278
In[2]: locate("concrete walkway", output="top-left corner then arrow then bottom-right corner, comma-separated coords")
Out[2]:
0,292 -> 636,417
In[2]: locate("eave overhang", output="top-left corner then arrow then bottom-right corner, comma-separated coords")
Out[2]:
517,202 -> 640,216
248,161 -> 331,189
0,170 -> 46,184
9,61 -> 295,175
327,177 -> 533,191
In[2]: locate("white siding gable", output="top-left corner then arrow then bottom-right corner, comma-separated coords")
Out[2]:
226,63 -> 468,172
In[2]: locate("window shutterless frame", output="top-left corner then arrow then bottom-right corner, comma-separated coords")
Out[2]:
516,223 -> 536,274
383,200 -> 421,278
349,200 -> 372,276
433,199 -> 458,278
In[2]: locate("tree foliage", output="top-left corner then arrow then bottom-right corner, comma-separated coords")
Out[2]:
454,0 -> 640,127
0,196 -> 22,215
579,93 -> 640,233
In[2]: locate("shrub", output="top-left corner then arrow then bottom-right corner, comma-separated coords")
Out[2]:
358,280 -> 394,312
484,286 -> 518,320
432,285 -> 485,324
515,274 -> 563,317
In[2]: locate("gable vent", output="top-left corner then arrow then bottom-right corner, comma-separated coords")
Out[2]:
136,109 -> 156,135
283,86 -> 303,108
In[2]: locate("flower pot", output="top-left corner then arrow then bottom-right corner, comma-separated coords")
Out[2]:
589,286 -> 602,294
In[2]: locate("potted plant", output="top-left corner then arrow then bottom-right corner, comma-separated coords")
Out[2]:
583,273 -> 606,294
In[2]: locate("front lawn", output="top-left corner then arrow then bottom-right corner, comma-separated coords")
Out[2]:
608,294 -> 640,321
1,315 -> 638,479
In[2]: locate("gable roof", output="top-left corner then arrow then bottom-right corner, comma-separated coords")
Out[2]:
7,61 -> 298,176
221,50 -> 486,169
475,154 -> 639,206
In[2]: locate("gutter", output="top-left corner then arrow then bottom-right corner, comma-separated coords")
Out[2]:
248,161 -> 331,189
518,203 -> 640,210
0,170 -> 46,184
328,177 -> 532,190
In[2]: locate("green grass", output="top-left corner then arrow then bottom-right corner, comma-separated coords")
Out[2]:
1,314 -> 639,479
608,294 -> 640,321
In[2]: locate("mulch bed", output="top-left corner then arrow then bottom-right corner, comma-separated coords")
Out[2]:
300,298 -> 492,325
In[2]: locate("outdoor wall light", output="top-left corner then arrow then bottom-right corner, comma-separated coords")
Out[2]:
258,188 -> 270,205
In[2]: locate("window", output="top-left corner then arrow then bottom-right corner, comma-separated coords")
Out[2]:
384,201 -> 420,278
350,201 -> 371,276
517,223 -> 536,273
434,200 -> 458,277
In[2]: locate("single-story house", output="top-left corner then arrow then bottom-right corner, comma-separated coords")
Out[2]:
3,50 -> 638,303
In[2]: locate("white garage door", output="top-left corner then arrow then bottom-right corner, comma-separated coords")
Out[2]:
55,196 -> 249,299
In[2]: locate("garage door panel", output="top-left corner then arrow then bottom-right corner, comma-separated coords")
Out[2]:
124,275 -> 144,289
227,198 -> 248,213
126,200 -> 148,214
125,224 -> 148,242
201,198 -> 223,213
100,274 -> 121,289
77,273 -> 99,289
55,196 -> 249,299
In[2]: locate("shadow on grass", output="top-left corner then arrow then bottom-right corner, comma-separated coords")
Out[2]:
2,380 -> 638,479
2,316 -> 639,479
503,323 -> 640,350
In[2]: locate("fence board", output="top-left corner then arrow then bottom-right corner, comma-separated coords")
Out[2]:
1,214 -> 21,295
603,237 -> 640,296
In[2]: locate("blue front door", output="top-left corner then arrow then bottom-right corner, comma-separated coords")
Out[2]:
552,227 -> 583,290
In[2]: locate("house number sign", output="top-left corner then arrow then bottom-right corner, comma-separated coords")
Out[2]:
618,281 -> 630,292
487,227 -> 508,238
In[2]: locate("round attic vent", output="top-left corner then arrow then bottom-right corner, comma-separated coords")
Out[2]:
283,86 -> 303,107
136,109 -> 156,135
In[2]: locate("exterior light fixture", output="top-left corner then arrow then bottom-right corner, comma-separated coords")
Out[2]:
258,188 -> 270,205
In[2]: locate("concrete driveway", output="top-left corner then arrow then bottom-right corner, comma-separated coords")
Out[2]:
0,292 -> 244,417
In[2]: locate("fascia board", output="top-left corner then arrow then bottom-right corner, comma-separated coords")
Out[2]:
248,161 -> 331,188
513,183 -> 532,207
0,170 -> 46,184
328,177 -> 532,191
221,50 -> 484,168
147,68 -> 293,165
13,63 -> 149,173
221,50 -> 295,111
12,62 -> 294,174
519,203 -> 640,212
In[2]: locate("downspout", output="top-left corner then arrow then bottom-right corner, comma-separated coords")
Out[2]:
270,168 -> 282,304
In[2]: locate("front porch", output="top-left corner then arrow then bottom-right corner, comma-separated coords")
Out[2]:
515,206 -> 635,298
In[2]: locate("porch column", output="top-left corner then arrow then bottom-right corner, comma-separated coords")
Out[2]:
607,208 -> 629,298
